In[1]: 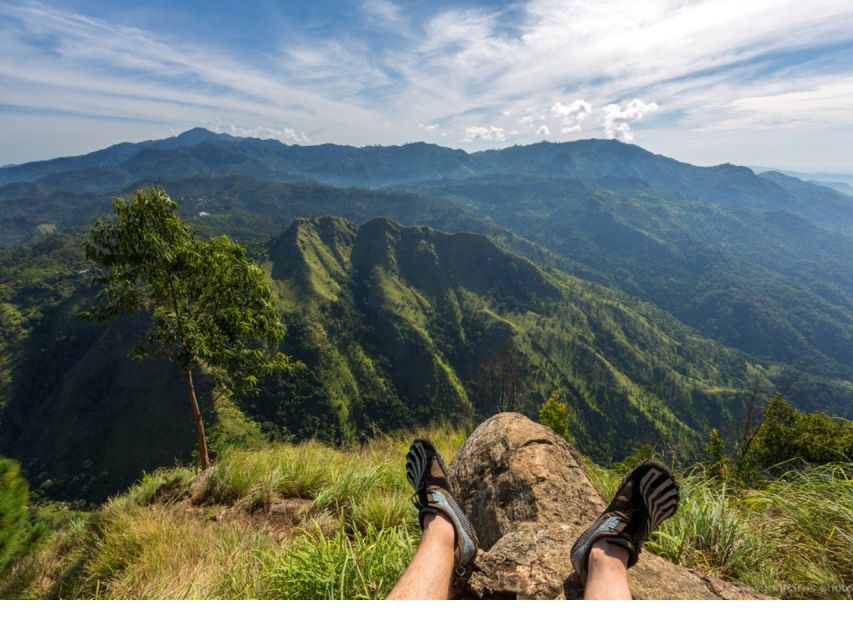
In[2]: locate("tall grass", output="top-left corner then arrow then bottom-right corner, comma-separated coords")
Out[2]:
1,425 -> 461,600
6,425 -> 848,599
760,463 -> 853,597
262,522 -> 416,599
81,504 -> 278,599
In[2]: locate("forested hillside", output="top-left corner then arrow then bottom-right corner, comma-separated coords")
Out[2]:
247,216 -> 755,458
406,176 -> 853,398
1,130 -> 850,504
1,216 -> 767,501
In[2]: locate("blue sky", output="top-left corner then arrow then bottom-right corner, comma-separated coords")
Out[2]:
1,0 -> 852,171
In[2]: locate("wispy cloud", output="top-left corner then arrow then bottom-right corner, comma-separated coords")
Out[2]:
1,0 -> 853,169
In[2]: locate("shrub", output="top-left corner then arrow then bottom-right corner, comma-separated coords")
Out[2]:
746,394 -> 852,469
538,390 -> 571,440
0,458 -> 45,576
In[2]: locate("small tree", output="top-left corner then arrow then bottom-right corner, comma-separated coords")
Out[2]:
0,458 -> 44,577
704,428 -> 730,481
84,187 -> 288,469
539,390 -> 571,440
745,394 -> 853,469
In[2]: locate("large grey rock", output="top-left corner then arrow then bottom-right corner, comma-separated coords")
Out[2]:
448,413 -> 769,600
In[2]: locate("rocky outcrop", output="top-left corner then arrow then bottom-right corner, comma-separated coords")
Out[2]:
447,413 -> 769,600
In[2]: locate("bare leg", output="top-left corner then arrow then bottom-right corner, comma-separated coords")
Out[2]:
584,539 -> 632,600
387,512 -> 456,600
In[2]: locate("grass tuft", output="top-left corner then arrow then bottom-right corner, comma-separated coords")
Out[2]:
261,522 -> 416,599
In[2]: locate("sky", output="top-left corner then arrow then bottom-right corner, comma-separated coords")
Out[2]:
1,0 -> 853,171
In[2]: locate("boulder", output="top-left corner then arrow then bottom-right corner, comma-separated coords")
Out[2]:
447,413 -> 769,600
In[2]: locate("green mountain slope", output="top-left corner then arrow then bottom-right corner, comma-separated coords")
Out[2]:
2,166 -> 850,502
0,236 -> 202,502
1,218 -> 771,501
244,216 -> 760,462
405,175 -> 853,399
4,174 -> 847,418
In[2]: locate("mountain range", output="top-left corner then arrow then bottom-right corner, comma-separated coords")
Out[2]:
3,128 -> 852,236
1,129 -> 850,501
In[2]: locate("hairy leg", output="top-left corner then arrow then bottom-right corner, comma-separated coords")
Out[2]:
387,512 -> 456,600
584,539 -> 632,600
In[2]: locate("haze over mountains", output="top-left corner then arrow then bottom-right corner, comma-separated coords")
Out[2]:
1,129 -> 851,501
3,127 -> 852,236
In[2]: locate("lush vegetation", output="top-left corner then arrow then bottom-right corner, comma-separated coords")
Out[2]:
409,175 -> 853,409
1,135 -> 851,600
247,215 -> 764,461
744,394 -> 853,469
0,231 -> 204,503
0,426 -> 465,599
538,390 -> 572,440
3,211 -> 780,501
2,397 -> 850,600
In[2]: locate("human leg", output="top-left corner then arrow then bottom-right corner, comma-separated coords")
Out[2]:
387,512 -> 456,599
571,459 -> 680,600
584,539 -> 631,600
386,438 -> 479,600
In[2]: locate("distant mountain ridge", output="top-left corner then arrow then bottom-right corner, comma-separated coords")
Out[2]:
0,128 -> 240,186
2,128 -> 850,235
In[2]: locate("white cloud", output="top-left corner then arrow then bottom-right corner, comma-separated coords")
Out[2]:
518,115 -> 536,126
463,125 -> 506,142
418,122 -> 440,131
362,0 -> 404,26
210,124 -> 310,144
536,124 -> 550,136
601,99 -> 659,142
550,99 -> 592,134
0,1 -> 383,155
551,100 -> 591,120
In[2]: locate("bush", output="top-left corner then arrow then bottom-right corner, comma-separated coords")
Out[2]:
538,390 -> 571,440
0,458 -> 45,576
746,394 -> 852,469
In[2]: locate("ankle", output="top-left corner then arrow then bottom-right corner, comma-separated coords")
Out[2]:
589,539 -> 629,567
423,511 -> 455,545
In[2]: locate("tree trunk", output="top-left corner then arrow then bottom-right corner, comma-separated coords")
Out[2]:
184,369 -> 211,469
